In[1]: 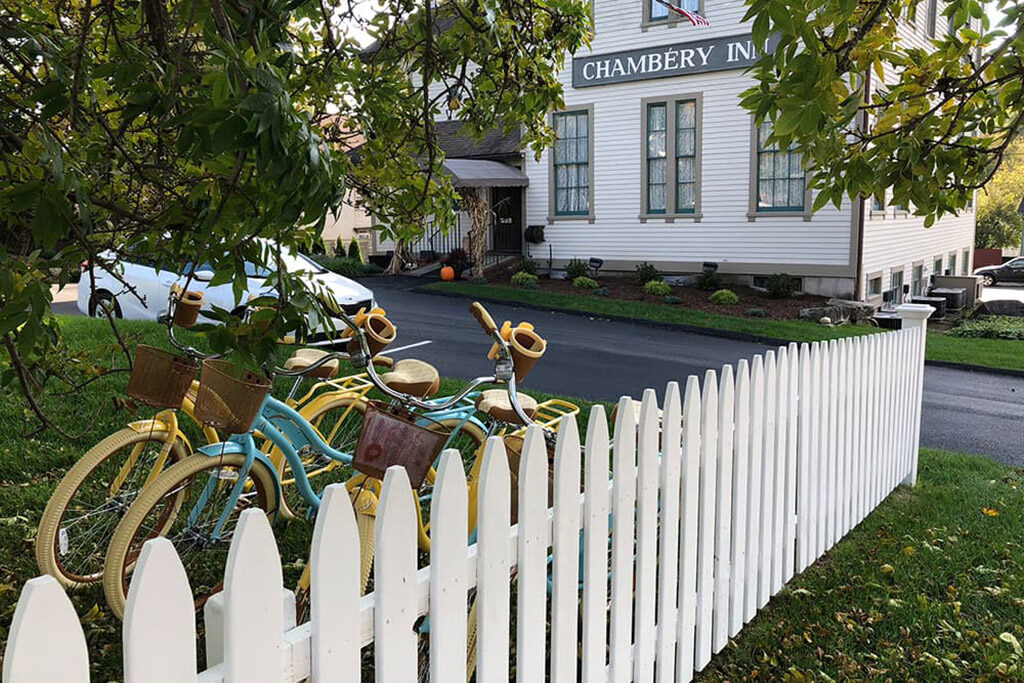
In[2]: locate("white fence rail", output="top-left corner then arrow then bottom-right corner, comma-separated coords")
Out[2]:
2,305 -> 933,682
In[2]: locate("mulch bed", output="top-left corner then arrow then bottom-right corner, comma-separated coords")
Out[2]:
490,270 -> 829,321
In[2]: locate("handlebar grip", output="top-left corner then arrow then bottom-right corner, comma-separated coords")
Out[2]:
470,302 -> 498,335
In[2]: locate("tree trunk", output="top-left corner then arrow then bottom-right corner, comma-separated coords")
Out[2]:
384,239 -> 406,275
463,188 -> 489,280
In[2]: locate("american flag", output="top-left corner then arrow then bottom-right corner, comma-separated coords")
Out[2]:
653,0 -> 711,27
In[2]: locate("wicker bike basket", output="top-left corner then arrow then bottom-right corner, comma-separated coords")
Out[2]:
193,359 -> 272,434
172,290 -> 205,328
125,345 -> 199,409
353,402 -> 451,489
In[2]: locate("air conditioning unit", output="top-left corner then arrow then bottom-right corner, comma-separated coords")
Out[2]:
928,287 -> 967,311
910,295 -> 947,319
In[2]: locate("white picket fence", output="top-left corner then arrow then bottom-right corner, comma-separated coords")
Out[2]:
2,305 -> 933,682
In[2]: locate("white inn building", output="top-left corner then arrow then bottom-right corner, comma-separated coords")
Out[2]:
386,0 -> 977,302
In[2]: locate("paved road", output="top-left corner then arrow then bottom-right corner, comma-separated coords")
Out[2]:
53,278 -> 1024,466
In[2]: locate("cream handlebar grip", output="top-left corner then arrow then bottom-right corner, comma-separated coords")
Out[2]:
470,302 -> 498,335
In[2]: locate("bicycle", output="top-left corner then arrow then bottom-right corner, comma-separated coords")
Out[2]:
100,301 -> 544,618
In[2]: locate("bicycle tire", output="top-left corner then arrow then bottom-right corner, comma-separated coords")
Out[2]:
102,452 -> 279,619
36,427 -> 189,588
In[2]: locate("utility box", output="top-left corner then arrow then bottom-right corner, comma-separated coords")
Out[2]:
931,275 -> 983,307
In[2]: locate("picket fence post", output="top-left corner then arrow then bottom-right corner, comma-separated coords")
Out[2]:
897,304 -> 934,485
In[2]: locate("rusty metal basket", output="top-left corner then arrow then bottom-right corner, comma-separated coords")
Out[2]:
125,345 -> 199,409
353,402 -> 451,488
193,359 -> 272,434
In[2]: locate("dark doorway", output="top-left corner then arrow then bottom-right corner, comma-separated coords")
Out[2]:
490,187 -> 523,253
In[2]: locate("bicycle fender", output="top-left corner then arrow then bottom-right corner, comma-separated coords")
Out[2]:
126,420 -> 193,454
196,441 -> 284,518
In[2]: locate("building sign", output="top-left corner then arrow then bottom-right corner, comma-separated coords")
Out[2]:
572,33 -> 772,88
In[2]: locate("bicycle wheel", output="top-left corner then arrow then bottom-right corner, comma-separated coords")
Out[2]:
278,395 -> 368,518
103,452 -> 279,619
36,427 -> 189,588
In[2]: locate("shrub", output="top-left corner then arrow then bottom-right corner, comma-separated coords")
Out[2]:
565,258 -> 590,280
361,262 -> 383,275
766,272 -> 797,299
573,276 -> 599,290
519,258 -> 539,275
635,261 -> 661,284
594,287 -> 609,296
472,276 -> 488,285
745,308 -> 767,317
511,271 -> 539,288
644,280 -> 672,297
709,288 -> 739,305
948,315 -> 1024,340
316,256 -> 371,278
664,295 -> 683,304
442,248 -> 471,277
695,269 -> 720,291
346,239 -> 363,262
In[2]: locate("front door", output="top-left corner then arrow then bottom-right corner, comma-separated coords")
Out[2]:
490,187 -> 523,253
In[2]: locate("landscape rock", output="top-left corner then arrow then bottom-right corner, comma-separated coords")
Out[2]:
973,300 -> 1024,318
800,299 -> 877,324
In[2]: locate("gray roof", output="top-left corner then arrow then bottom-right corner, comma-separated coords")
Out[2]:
435,120 -> 522,161
442,159 -> 528,188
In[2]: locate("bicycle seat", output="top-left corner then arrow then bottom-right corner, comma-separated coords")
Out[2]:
380,359 -> 440,398
283,348 -> 340,379
475,389 -> 538,424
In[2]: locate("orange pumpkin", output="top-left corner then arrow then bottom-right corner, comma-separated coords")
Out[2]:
440,266 -> 455,281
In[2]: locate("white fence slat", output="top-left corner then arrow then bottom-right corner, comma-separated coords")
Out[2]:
744,357 -> 764,622
476,438 -> 512,683
429,452 -> 469,683
224,509 -> 284,683
695,369 -> 718,670
517,426 -> 550,683
783,343 -> 799,582
771,346 -> 789,595
609,397 -> 638,683
375,467 -> 419,683
808,342 -> 822,562
908,321 -> 928,484
879,334 -> 892,497
2,576 -> 89,683
124,537 -> 197,682
868,335 -> 881,509
836,341 -> 850,539
796,343 -> 812,572
856,337 -> 869,524
310,484 -> 360,683
827,340 -> 840,549
633,390 -> 661,682
816,342 -> 830,559
713,366 -> 735,652
728,360 -> 750,636
675,377 -> 702,681
758,352 -> 777,608
897,330 -> 911,484
655,383 -> 683,683
581,407 -> 611,683
552,414 -> 583,683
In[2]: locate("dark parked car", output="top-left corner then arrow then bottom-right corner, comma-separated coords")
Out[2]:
974,257 -> 1024,286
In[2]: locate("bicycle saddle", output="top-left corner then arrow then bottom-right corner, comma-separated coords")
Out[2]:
475,389 -> 538,424
380,359 -> 440,398
283,348 -> 340,379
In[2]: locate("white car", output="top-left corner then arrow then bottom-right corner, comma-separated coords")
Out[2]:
77,242 -> 376,336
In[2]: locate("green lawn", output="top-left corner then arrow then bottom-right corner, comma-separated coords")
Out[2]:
424,282 -> 1024,372
0,317 -> 1020,680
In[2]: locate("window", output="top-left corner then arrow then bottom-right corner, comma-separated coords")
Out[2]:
643,96 -> 701,217
926,0 -> 937,38
648,0 -> 700,23
949,251 -> 957,276
912,264 -> 924,296
934,256 -> 944,276
890,268 -> 905,303
552,110 -> 591,217
755,122 -> 806,212
962,249 -> 970,274
872,194 -> 886,212
894,198 -> 909,213
868,276 -> 883,297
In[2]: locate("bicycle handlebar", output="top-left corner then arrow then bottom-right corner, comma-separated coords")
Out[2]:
470,301 -> 498,335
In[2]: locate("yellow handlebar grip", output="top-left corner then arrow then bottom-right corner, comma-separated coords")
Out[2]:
470,302 -> 498,335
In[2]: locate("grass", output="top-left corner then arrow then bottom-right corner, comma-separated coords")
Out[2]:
1,317 -> 1021,680
425,282 -> 1024,373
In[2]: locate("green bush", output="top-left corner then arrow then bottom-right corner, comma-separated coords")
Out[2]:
948,316 -> 1024,340
315,256 -> 372,278
511,271 -> 539,288
745,307 -> 767,317
664,295 -> 683,304
573,276 -> 599,290
635,261 -> 661,284
472,276 -> 488,285
766,272 -> 797,299
565,258 -> 590,280
361,262 -> 383,275
346,239 -> 363,262
519,259 -> 539,275
644,280 -> 672,296
696,269 -> 721,291
709,288 -> 740,305
594,287 -> 609,296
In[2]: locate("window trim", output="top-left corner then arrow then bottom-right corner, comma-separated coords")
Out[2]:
866,271 -> 884,298
948,250 -> 958,276
642,0 -> 705,29
890,266 -> 906,303
911,261 -> 925,296
961,248 -> 970,275
926,0 -> 938,38
933,255 -> 944,277
548,105 -> 596,222
870,191 -> 888,219
747,118 -> 813,221
640,93 -> 703,221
